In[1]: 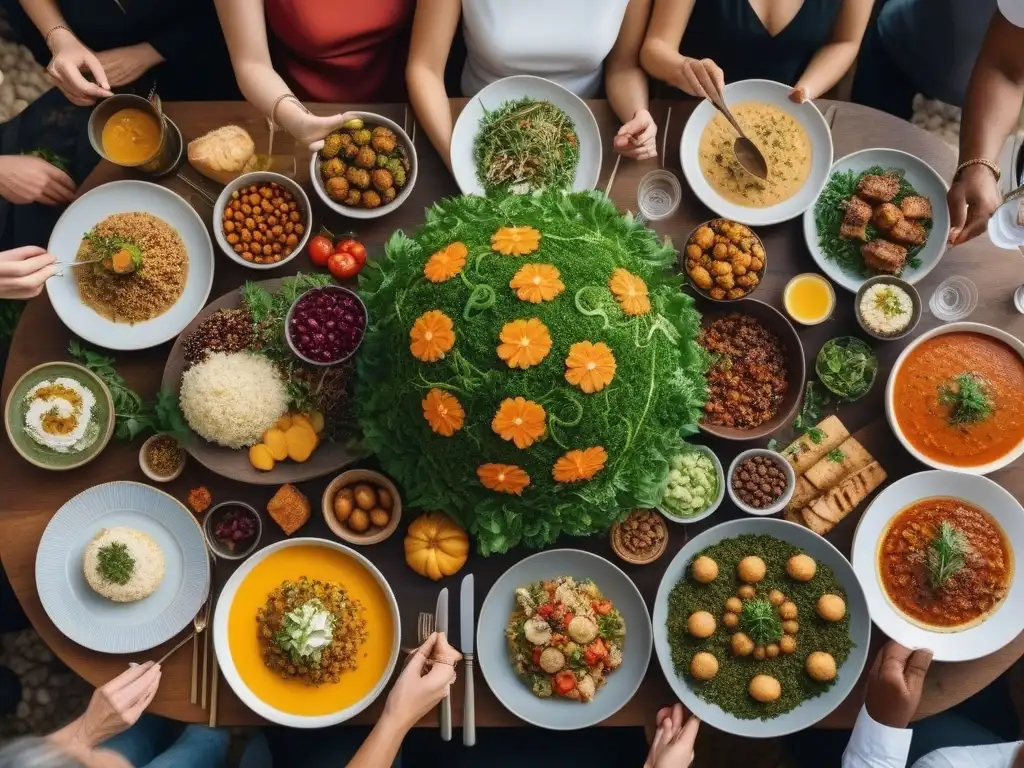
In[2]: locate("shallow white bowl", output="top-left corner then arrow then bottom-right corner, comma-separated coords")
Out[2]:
213,172 -> 311,270
46,180 -> 214,351
680,80 -> 832,226
727,448 -> 796,516
658,445 -> 725,524
884,322 -> 1024,475
851,470 -> 1024,661
802,148 -> 951,293
450,75 -> 602,196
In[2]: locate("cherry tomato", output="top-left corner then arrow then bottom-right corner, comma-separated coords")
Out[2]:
592,600 -> 612,615
562,611 -> 574,629
327,251 -> 361,281
335,238 -> 367,266
537,603 -> 554,619
307,235 -> 333,267
531,647 -> 543,667
553,671 -> 576,695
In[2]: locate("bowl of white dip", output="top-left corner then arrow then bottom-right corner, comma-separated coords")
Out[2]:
854,276 -> 922,341
4,361 -> 115,470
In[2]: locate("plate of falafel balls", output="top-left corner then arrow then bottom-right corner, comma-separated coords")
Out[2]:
309,112 -> 417,219
653,516 -> 871,738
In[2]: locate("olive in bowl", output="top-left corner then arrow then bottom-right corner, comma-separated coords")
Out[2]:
322,469 -> 402,545
285,285 -> 367,366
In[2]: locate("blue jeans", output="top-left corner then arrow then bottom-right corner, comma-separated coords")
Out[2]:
102,715 -> 229,768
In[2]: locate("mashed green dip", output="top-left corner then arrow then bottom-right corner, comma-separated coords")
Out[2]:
661,449 -> 719,519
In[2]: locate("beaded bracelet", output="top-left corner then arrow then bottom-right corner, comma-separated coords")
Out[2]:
44,24 -> 71,52
954,158 -> 1001,182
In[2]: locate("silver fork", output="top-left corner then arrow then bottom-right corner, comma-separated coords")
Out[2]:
417,611 -> 435,644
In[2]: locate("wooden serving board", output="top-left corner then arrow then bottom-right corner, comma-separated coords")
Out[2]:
160,277 -> 363,485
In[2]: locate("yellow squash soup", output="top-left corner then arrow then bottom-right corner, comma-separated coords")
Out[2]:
228,545 -> 395,716
101,108 -> 162,166
698,101 -> 812,208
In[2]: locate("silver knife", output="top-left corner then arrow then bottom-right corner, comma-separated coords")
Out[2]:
460,574 -> 475,746
435,587 -> 452,741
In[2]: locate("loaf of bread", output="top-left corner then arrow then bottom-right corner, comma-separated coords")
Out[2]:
187,125 -> 258,184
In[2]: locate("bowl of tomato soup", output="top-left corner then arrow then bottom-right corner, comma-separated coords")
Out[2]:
886,323 -> 1024,474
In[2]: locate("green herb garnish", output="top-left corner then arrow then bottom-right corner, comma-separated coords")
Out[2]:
827,448 -> 846,463
82,231 -> 144,273
97,542 -> 135,585
927,521 -> 968,588
740,598 -> 783,646
937,372 -> 994,425
872,287 -> 905,317
815,337 -> 878,401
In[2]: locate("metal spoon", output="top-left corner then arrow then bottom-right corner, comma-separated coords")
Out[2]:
691,68 -> 768,180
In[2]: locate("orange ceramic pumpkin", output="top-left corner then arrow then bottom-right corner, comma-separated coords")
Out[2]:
404,512 -> 469,581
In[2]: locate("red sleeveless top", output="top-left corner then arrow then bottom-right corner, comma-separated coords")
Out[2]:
264,0 -> 414,103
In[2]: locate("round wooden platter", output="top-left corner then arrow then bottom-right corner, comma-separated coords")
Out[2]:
161,277 -> 363,485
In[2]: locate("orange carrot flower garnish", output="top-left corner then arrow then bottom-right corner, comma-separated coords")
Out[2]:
510,263 -> 565,303
608,268 -> 652,316
564,341 -> 616,393
491,397 -> 546,449
491,226 -> 541,256
423,242 -> 468,283
422,388 -> 465,436
477,463 -> 531,495
409,310 -> 455,362
497,318 -> 552,369
553,447 -> 608,483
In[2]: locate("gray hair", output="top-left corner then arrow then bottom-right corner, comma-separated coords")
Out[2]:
0,738 -> 84,768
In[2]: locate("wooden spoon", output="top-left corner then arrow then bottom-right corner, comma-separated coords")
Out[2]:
691,68 -> 768,180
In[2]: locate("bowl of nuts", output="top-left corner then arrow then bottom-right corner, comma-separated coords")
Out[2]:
610,509 -> 670,566
727,449 -> 795,517
682,219 -> 766,301
214,171 -> 311,270
322,468 -> 401,545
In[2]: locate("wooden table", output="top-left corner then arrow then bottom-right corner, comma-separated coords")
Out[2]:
3,98 -> 1023,730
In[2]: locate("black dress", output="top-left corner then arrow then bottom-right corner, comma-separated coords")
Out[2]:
679,0 -> 844,88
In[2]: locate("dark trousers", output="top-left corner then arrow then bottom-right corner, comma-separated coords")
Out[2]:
851,20 -> 922,121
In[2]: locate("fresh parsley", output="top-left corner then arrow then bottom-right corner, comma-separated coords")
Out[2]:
97,541 -> 135,585
937,372 -> 993,426
927,521 -> 967,588
826,448 -> 846,463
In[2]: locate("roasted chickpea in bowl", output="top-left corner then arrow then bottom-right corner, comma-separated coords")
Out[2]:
213,171 -> 312,270
682,219 -> 766,301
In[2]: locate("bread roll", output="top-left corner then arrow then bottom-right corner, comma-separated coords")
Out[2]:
187,126 -> 258,184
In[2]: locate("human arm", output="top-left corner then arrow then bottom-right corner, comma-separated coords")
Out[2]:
347,633 -> 460,768
17,0 -> 111,104
789,0 -> 872,102
608,0 -> 657,160
947,3 -> 1024,245
213,0 -> 356,150
405,0 -> 461,169
639,0 -> 725,99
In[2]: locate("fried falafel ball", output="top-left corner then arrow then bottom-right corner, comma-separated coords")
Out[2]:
346,167 -> 371,190
343,189 -> 361,207
371,134 -> 397,153
320,157 -> 345,179
355,146 -> 377,170
342,142 -> 360,160
319,132 -> 344,160
362,189 -> 382,209
325,176 -> 350,202
381,186 -> 397,204
371,168 -> 394,192
352,128 -> 372,146
371,125 -> 396,140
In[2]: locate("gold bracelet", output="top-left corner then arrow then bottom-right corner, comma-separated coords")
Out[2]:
954,158 -> 1001,182
44,24 -> 71,52
269,94 -> 307,128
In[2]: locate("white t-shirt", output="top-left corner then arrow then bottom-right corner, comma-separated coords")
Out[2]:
460,0 -> 631,98
999,0 -> 1024,27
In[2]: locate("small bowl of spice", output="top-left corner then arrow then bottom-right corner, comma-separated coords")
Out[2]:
610,509 -> 670,565
727,449 -> 795,516
203,501 -> 262,560
854,276 -> 921,341
139,434 -> 185,482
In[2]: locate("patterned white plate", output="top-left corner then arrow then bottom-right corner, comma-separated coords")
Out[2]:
35,481 -> 210,654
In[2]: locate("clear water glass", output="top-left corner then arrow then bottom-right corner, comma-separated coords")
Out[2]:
929,276 -> 978,322
636,170 -> 682,223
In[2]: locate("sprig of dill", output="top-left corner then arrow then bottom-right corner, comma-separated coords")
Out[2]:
741,599 -> 783,646
927,521 -> 967,588
937,372 -> 994,425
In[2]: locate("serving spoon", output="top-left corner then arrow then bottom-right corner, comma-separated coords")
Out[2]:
691,67 -> 769,180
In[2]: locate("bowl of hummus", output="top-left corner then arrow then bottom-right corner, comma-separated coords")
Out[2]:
4,361 -> 115,470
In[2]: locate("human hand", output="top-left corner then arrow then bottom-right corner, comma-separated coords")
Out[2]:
75,663 -> 162,746
277,107 -> 362,153
45,28 -> 112,106
788,86 -> 809,104
947,163 -> 1003,246
0,246 -> 57,299
382,632 -> 460,732
96,44 -> 164,89
675,57 -> 726,100
614,109 -> 658,161
864,642 -> 933,729
0,156 -> 76,206
644,704 -> 699,768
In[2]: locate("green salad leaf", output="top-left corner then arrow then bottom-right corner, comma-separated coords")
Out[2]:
815,337 -> 878,401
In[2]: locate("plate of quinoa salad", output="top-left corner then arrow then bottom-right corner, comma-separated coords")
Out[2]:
653,517 -> 870,738
47,180 -> 214,351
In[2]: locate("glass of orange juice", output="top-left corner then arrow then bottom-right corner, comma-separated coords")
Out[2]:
783,273 -> 836,326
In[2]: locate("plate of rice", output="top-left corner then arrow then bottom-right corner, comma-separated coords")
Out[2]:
47,180 -> 214,351
35,481 -> 210,654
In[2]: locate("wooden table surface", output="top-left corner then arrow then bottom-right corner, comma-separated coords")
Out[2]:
3,98 -> 1023,731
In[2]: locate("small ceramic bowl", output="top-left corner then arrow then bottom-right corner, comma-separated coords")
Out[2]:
285,285 -> 368,367
322,469 -> 402,545
727,449 -> 796,517
854,275 -> 923,341
657,445 -> 725,524
609,509 -> 670,565
138,434 -> 186,483
203,501 -> 263,560
680,218 -> 766,302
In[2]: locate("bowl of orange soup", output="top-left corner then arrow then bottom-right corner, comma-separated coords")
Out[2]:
885,322 -> 1024,475
213,538 -> 400,728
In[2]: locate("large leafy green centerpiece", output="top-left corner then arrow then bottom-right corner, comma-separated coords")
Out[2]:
357,191 -> 707,554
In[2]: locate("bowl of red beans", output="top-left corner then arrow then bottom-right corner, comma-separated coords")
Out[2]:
285,284 -> 367,366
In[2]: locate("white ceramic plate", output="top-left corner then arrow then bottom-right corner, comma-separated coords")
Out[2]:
680,80 -> 833,226
450,75 -> 602,196
214,537 -> 400,728
46,180 -> 214,350
802,148 -> 951,293
653,517 -> 871,738
477,549 -> 652,730
851,471 -> 1024,661
35,481 -> 210,654
885,322 -> 1024,475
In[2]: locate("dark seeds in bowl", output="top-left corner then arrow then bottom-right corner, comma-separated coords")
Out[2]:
732,456 -> 787,509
